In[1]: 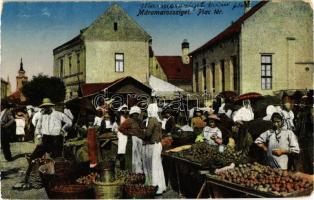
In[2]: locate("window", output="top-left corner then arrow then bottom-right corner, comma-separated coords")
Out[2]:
115,53 -> 124,72
69,56 -> 72,75
261,55 -> 272,90
195,62 -> 199,92
202,59 -> 207,91
60,59 -> 64,77
114,22 -> 118,31
77,53 -> 80,73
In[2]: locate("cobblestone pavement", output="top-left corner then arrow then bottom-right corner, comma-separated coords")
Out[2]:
1,141 -> 179,199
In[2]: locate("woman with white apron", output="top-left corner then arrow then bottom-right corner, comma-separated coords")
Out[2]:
142,103 -> 166,194
119,106 -> 144,173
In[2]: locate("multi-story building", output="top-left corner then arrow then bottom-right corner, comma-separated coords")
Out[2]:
1,77 -> 11,99
53,4 -> 151,99
190,1 -> 313,96
149,39 -> 193,92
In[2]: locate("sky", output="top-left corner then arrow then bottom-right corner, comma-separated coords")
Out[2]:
1,0 -> 260,91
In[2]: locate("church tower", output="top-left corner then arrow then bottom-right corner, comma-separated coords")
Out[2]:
16,58 -> 28,91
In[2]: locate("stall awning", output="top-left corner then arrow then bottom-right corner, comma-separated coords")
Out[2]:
149,75 -> 184,96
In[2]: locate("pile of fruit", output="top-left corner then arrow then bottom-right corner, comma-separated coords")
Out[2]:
115,169 -> 130,181
76,172 -> 98,185
216,162 -> 313,195
191,142 -> 248,167
124,184 -> 157,198
125,173 -> 145,184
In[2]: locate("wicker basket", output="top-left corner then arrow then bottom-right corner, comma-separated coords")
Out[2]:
47,184 -> 95,199
93,179 -> 124,199
124,184 -> 158,199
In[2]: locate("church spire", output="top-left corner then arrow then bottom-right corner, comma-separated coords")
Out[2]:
19,58 -> 25,72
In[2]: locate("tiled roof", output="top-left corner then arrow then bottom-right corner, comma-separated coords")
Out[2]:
9,90 -> 21,100
190,1 -> 268,55
81,76 -> 151,96
156,56 -> 192,81
81,77 -> 124,97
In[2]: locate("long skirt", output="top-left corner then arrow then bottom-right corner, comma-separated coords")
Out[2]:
132,136 -> 143,173
142,143 -> 166,194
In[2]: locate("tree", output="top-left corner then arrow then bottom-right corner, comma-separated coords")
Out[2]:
22,74 -> 66,106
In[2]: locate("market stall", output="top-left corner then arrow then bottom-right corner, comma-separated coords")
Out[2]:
205,163 -> 313,198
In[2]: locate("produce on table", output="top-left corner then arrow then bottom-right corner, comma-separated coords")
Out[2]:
166,145 -> 192,153
216,162 -> 314,195
191,142 -> 248,167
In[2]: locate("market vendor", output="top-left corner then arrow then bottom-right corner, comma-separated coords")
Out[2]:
191,109 -> 206,135
142,103 -> 166,195
163,109 -> 176,136
232,99 -> 254,123
227,121 -> 253,154
196,114 -> 222,146
255,112 -> 300,170
113,104 -> 129,170
118,106 -> 144,173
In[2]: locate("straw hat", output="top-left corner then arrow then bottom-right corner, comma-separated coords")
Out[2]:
39,98 -> 55,108
208,114 -> 220,121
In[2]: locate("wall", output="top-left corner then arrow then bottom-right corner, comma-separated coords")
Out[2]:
149,56 -> 168,81
85,40 -> 149,84
240,1 -> 313,95
53,41 -> 86,99
192,36 -> 238,95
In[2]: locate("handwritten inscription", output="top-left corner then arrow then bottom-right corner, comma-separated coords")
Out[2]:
137,1 -> 244,16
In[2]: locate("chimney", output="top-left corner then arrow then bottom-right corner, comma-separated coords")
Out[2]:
181,39 -> 190,64
244,0 -> 251,13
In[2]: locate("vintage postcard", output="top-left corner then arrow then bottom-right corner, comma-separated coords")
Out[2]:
1,0 -> 313,199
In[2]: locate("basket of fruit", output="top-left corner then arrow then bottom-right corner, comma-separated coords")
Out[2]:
125,173 -> 146,184
124,184 -> 158,199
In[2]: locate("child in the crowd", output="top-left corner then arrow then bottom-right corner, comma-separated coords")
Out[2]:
197,114 -> 222,146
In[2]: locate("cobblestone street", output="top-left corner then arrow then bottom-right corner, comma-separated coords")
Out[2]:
1,142 -> 48,199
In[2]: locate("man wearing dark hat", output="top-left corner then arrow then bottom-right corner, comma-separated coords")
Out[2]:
1,99 -> 15,161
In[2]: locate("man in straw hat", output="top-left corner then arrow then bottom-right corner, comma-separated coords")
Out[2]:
31,98 -> 72,160
18,98 -> 73,188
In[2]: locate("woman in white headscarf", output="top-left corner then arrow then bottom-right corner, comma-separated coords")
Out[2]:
119,106 -> 144,173
142,103 -> 166,194
232,99 -> 254,123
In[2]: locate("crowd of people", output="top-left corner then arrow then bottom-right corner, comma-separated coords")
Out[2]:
1,90 -> 313,192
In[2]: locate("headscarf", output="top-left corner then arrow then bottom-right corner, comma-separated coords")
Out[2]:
146,103 -> 162,126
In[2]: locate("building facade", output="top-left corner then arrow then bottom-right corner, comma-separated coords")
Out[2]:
1,77 -> 11,99
149,39 -> 193,92
190,1 -> 313,96
53,4 -> 151,99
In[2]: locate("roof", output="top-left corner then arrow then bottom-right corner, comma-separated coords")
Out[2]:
53,34 -> 82,54
9,90 -> 21,100
81,76 -> 151,97
190,1 -> 268,55
81,77 -> 123,97
156,56 -> 192,81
